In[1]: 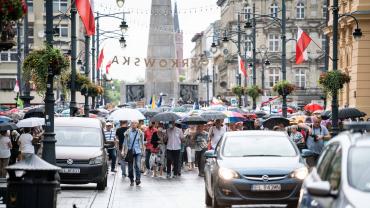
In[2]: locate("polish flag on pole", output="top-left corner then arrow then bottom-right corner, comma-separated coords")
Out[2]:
76,0 -> 95,36
238,54 -> 247,77
13,79 -> 20,93
97,48 -> 104,71
296,27 -> 312,64
105,60 -> 112,74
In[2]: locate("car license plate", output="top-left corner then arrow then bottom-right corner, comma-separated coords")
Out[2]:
60,168 -> 80,174
251,184 -> 281,191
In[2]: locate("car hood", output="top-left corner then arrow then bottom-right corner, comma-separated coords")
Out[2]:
218,156 -> 303,175
346,188 -> 370,208
56,146 -> 103,160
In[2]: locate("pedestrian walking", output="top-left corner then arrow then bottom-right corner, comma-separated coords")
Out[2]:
0,131 -> 12,177
163,121 -> 184,178
123,120 -> 145,186
18,127 -> 34,160
116,120 -> 128,177
9,129 -> 20,165
194,125 -> 208,177
144,122 -> 157,176
208,119 -> 226,150
184,126 -> 196,170
104,122 -> 117,172
306,117 -> 331,165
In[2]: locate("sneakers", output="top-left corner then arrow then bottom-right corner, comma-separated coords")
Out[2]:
136,180 -> 141,186
143,170 -> 150,176
166,174 -> 171,179
130,181 -> 134,186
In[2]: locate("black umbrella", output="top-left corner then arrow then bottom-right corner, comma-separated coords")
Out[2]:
182,116 -> 207,125
151,112 -> 181,122
339,108 -> 366,120
262,116 -> 290,130
321,110 -> 332,120
200,111 -> 226,121
0,122 -> 18,131
255,111 -> 267,118
24,107 -> 45,119
144,109 -> 160,118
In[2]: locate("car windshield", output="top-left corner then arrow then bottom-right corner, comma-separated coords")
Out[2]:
222,135 -> 297,157
55,126 -> 102,147
348,147 -> 370,192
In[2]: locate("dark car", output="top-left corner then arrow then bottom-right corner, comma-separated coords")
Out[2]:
204,130 -> 308,208
55,117 -> 109,190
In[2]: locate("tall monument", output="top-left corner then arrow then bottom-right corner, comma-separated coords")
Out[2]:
145,0 -> 178,103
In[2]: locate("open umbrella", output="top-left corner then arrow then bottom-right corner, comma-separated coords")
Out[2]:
181,116 -> 207,125
151,112 -> 181,122
143,109 -> 160,118
223,111 -> 246,123
304,103 -> 324,113
24,107 -> 45,119
338,108 -> 366,120
200,111 -> 226,121
108,108 -> 145,121
262,116 -> 290,129
278,107 -> 294,114
16,117 -> 45,128
89,109 -> 109,118
254,111 -> 267,118
0,122 -> 18,131
0,116 -> 12,123
320,110 -> 332,120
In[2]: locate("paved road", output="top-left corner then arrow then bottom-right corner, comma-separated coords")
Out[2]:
57,168 -> 205,208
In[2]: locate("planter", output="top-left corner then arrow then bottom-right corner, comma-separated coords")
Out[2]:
273,81 -> 295,96
0,21 -> 16,51
319,70 -> 350,96
0,0 -> 27,22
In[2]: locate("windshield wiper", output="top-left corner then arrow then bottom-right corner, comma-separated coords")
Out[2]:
242,155 -> 283,157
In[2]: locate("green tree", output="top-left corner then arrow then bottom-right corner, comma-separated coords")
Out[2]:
105,79 -> 121,105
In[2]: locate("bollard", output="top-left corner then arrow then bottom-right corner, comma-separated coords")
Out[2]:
6,154 -> 61,208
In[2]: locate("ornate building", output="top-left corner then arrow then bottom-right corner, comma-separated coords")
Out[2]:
325,0 -> 370,115
213,0 -> 327,107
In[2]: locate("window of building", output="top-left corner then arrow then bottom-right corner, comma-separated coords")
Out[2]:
323,2 -> 328,18
268,34 -> 280,52
52,0 -> 68,13
244,35 -> 252,53
27,0 -> 33,13
268,68 -> 280,88
58,25 -> 68,37
0,49 -> 17,62
270,2 -> 279,18
244,6 -> 252,21
322,34 -> 327,49
296,2 -> 305,19
295,68 -> 306,89
0,78 -> 16,90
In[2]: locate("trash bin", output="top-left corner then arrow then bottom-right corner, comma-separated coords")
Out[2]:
6,154 -> 61,208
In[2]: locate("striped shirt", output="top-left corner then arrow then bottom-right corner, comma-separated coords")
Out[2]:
104,129 -> 116,149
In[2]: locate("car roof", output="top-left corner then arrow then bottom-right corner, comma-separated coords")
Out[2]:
353,134 -> 370,147
224,130 -> 288,137
55,117 -> 102,128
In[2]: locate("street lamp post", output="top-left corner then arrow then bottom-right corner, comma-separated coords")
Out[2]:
91,33 -> 96,109
42,0 -> 56,164
331,0 -> 339,136
70,1 -> 78,116
84,35 -> 90,117
281,0 -> 288,118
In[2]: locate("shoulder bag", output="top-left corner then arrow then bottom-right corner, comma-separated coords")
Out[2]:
125,131 -> 139,162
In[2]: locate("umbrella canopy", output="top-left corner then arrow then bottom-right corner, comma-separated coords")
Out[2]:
304,103 -> 324,112
223,111 -> 246,123
320,110 -> 332,120
338,108 -> 366,120
263,116 -> 290,129
16,117 -> 45,128
278,107 -> 294,114
254,111 -> 267,118
181,116 -> 207,125
143,109 -> 160,118
0,116 -> 12,124
207,105 -> 227,112
200,111 -> 226,121
0,122 -> 18,131
108,108 -> 145,121
24,107 -> 45,119
151,112 -> 181,122
89,109 -> 109,118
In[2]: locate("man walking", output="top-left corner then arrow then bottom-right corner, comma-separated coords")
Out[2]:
144,122 -> 157,176
116,120 -> 128,177
163,121 -> 184,178
194,124 -> 208,177
208,119 -> 226,149
104,122 -> 117,172
123,121 -> 145,186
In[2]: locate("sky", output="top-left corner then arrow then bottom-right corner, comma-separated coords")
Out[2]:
93,0 -> 220,83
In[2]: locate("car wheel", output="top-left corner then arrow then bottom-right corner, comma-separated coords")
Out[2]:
97,175 -> 107,190
287,201 -> 298,208
205,184 -> 212,206
212,187 -> 227,208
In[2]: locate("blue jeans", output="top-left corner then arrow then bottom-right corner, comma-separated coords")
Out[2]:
107,148 -> 117,171
128,153 -> 142,182
120,157 -> 127,176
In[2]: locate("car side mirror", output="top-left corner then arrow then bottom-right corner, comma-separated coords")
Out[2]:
204,150 -> 217,159
301,149 -> 315,158
306,181 -> 332,197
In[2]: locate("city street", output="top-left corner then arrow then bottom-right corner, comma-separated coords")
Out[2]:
57,170 -> 205,208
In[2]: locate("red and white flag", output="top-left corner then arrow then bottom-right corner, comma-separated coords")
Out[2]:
105,60 -> 112,74
97,48 -> 104,71
238,54 -> 247,77
13,79 -> 20,93
76,0 -> 95,36
296,27 -> 312,64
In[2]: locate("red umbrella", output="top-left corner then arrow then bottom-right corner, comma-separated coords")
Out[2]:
304,104 -> 323,112
278,107 -> 294,114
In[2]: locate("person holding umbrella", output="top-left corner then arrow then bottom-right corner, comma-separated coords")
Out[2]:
208,119 -> 226,150
0,130 -> 12,177
18,127 -> 34,160
194,124 -> 208,177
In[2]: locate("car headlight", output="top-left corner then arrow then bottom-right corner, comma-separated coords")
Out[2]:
290,167 -> 309,180
89,156 -> 103,165
218,168 -> 239,180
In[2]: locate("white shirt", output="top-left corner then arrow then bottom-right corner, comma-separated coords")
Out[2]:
19,133 -> 35,154
209,126 -> 226,149
166,127 -> 184,150
0,136 -> 11,158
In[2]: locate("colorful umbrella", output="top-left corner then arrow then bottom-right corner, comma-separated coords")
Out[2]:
304,103 -> 324,112
200,111 -> 226,121
223,111 -> 246,123
278,107 -> 294,114
0,116 -> 12,124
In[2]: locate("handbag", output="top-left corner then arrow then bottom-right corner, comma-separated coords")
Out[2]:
125,131 -> 139,162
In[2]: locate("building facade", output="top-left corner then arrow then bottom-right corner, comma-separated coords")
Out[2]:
0,0 -> 85,106
325,0 -> 370,115
211,0 -> 327,108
